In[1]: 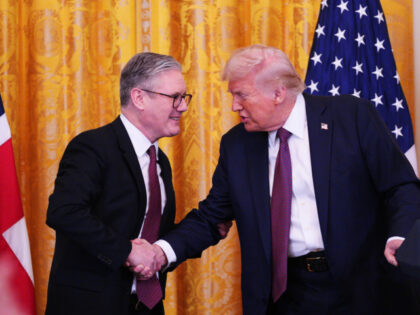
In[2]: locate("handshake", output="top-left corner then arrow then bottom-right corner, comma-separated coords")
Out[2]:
125,239 -> 167,279
124,221 -> 233,279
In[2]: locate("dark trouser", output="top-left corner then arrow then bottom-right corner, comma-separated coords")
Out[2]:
129,295 -> 164,315
268,252 -> 352,315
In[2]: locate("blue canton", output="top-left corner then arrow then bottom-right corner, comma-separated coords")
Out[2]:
305,0 -> 414,153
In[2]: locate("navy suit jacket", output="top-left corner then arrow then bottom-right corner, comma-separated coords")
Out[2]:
162,93 -> 420,314
46,117 -> 176,315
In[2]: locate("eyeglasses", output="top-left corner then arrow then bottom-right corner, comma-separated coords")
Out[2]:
141,89 -> 192,109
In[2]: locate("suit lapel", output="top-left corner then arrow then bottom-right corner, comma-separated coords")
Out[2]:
158,149 -> 175,235
304,93 -> 332,244
246,131 -> 272,265
111,117 -> 147,221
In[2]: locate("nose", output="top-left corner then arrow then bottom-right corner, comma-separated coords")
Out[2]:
176,98 -> 188,112
231,95 -> 243,112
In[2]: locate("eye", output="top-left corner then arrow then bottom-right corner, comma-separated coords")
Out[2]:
235,92 -> 247,99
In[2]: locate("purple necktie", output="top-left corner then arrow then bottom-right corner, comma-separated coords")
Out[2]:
136,146 -> 163,309
271,128 -> 292,302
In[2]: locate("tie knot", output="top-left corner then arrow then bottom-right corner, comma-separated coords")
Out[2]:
276,128 -> 291,142
147,145 -> 157,162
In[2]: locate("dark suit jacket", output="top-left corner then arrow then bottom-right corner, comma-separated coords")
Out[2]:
46,117 -> 176,315
162,93 -> 420,315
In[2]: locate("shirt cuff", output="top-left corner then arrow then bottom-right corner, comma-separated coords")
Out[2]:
386,236 -> 405,243
154,239 -> 177,268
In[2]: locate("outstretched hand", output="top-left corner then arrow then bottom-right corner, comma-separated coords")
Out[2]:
125,239 -> 168,279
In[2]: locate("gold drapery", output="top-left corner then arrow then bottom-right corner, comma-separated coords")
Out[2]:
0,1 -> 414,314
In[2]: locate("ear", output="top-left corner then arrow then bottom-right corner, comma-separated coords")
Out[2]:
273,85 -> 287,104
130,88 -> 145,110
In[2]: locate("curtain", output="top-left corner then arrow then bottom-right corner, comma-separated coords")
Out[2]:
0,0 -> 413,314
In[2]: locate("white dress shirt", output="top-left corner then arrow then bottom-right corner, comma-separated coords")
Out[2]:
268,94 -> 324,257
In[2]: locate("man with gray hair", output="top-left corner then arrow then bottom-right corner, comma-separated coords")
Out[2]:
148,44 -> 420,314
45,52 -> 192,315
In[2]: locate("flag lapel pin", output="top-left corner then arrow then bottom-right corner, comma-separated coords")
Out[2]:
321,123 -> 328,130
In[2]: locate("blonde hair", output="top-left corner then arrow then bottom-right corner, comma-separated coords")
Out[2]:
222,44 -> 305,95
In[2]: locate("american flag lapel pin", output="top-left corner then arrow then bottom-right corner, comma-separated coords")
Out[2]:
321,123 -> 328,130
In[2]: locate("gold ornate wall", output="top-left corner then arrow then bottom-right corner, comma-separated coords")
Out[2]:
0,0 -> 414,314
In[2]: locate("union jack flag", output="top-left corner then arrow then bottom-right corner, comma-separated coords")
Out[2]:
305,0 -> 417,174
0,94 -> 36,314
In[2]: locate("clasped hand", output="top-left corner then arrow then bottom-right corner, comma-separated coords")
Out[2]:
125,221 -> 232,279
125,239 -> 167,279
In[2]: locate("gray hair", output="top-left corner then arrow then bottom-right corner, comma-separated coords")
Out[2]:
222,44 -> 305,95
120,52 -> 182,106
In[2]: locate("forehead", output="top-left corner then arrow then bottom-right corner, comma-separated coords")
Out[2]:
151,70 -> 186,92
228,75 -> 256,93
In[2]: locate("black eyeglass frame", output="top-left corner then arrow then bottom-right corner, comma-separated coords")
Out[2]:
141,89 -> 192,108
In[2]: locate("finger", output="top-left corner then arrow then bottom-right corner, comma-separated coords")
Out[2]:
219,229 -> 228,238
132,264 -> 145,273
388,256 -> 398,266
385,250 -> 398,266
140,266 -> 151,275
132,238 -> 145,245
137,269 -> 153,279
137,272 -> 153,280
136,272 -> 149,279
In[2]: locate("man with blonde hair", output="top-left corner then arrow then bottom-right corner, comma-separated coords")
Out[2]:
147,44 -> 420,314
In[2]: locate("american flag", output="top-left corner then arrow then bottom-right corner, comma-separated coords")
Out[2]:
305,0 -> 417,174
0,94 -> 36,314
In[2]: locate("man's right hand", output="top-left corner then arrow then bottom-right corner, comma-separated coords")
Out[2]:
126,239 -> 160,278
125,239 -> 168,279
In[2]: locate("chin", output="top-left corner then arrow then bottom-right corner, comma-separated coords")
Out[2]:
243,123 -> 260,132
169,127 -> 181,137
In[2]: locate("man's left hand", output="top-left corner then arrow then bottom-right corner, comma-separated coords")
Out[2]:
384,238 -> 404,266
217,221 -> 233,239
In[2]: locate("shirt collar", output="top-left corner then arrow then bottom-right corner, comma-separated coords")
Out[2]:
120,113 -> 159,159
268,93 -> 306,145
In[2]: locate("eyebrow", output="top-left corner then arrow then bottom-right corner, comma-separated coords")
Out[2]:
168,89 -> 187,96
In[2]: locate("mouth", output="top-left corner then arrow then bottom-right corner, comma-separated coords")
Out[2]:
170,117 -> 181,121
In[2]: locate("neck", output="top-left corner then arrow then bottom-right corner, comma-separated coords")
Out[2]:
121,106 -> 156,143
273,93 -> 297,129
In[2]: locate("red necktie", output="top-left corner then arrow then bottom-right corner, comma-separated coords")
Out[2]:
136,146 -> 163,309
271,128 -> 292,302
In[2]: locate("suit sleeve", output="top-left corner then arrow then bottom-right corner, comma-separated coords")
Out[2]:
161,136 -> 235,264
356,98 -> 420,237
46,133 -> 131,270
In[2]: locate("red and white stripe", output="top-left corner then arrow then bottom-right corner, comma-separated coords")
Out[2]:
0,105 -> 36,314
